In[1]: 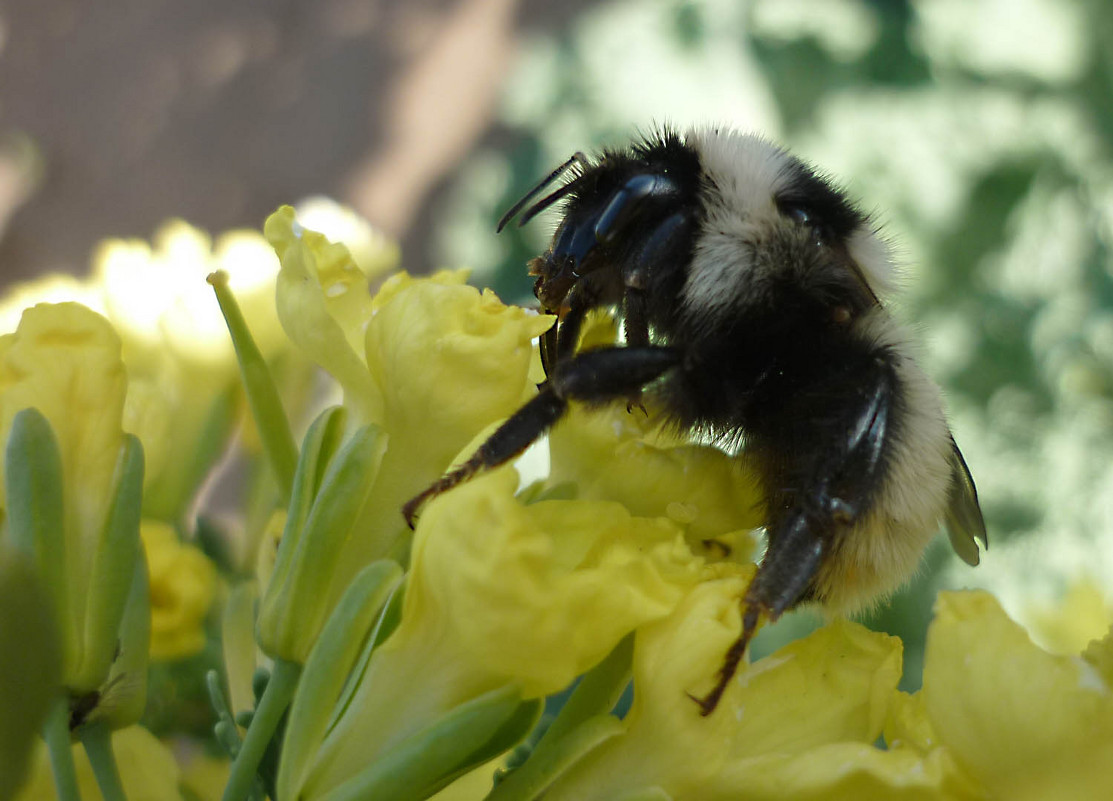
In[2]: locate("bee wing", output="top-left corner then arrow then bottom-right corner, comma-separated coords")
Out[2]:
943,436 -> 987,566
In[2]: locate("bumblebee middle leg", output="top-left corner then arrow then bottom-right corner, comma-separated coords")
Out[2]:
402,345 -> 680,527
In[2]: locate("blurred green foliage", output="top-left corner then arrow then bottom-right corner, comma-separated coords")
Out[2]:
433,0 -> 1113,688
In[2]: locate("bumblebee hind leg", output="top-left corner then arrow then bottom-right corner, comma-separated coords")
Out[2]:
693,356 -> 896,715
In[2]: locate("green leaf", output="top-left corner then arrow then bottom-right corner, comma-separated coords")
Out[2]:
263,406 -> 347,621
258,421 -> 386,663
278,560 -> 403,801
484,634 -> 632,801
278,425 -> 387,645
0,548 -> 62,801
539,632 -> 632,745
80,434 -> 144,692
486,713 -> 623,801
326,577 -> 407,731
100,550 -> 149,729
209,269 -> 299,502
3,408 -> 69,663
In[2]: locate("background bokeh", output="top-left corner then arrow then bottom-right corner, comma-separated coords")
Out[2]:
2,0 -> 1112,689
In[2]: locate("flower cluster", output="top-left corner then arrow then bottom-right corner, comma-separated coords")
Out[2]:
2,203 -> 1111,801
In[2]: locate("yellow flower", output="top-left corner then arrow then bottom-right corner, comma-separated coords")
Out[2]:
0,303 -> 144,698
1023,576 -> 1112,656
93,219 -> 284,373
293,196 -> 400,281
0,274 -> 104,335
15,725 -> 182,801
266,205 -> 382,422
2,217 -> 307,525
543,578 -> 920,801
140,521 -> 216,661
0,304 -> 126,520
265,205 -> 553,563
358,270 -> 554,559
910,591 -> 1113,800
93,219 -> 287,521
282,465 -> 707,800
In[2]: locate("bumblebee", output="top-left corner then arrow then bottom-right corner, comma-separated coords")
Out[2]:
404,127 -> 987,715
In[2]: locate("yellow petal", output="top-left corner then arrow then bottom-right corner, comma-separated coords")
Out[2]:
726,619 -> 902,757
353,271 -> 553,560
365,270 -> 552,474
707,743 -> 973,801
1023,576 -> 1112,656
0,304 -> 126,515
548,403 -> 763,555
303,466 -> 704,794
266,205 -> 383,423
294,196 -> 400,281
547,586 -> 903,801
0,274 -> 104,335
923,590 -> 1113,800
883,690 -> 940,753
412,467 -> 704,696
544,578 -> 750,801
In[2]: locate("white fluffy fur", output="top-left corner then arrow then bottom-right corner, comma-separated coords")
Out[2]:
681,127 -> 897,317
845,224 -> 898,297
681,127 -> 791,318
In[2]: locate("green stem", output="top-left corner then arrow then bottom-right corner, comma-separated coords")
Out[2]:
221,659 -> 302,801
208,270 -> 298,503
42,697 -> 80,801
80,721 -> 126,801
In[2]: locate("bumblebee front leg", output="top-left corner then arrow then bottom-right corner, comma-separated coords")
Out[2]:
402,345 -> 680,527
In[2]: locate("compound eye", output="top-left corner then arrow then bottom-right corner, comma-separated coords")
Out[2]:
785,205 -> 812,226
781,202 -> 830,247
